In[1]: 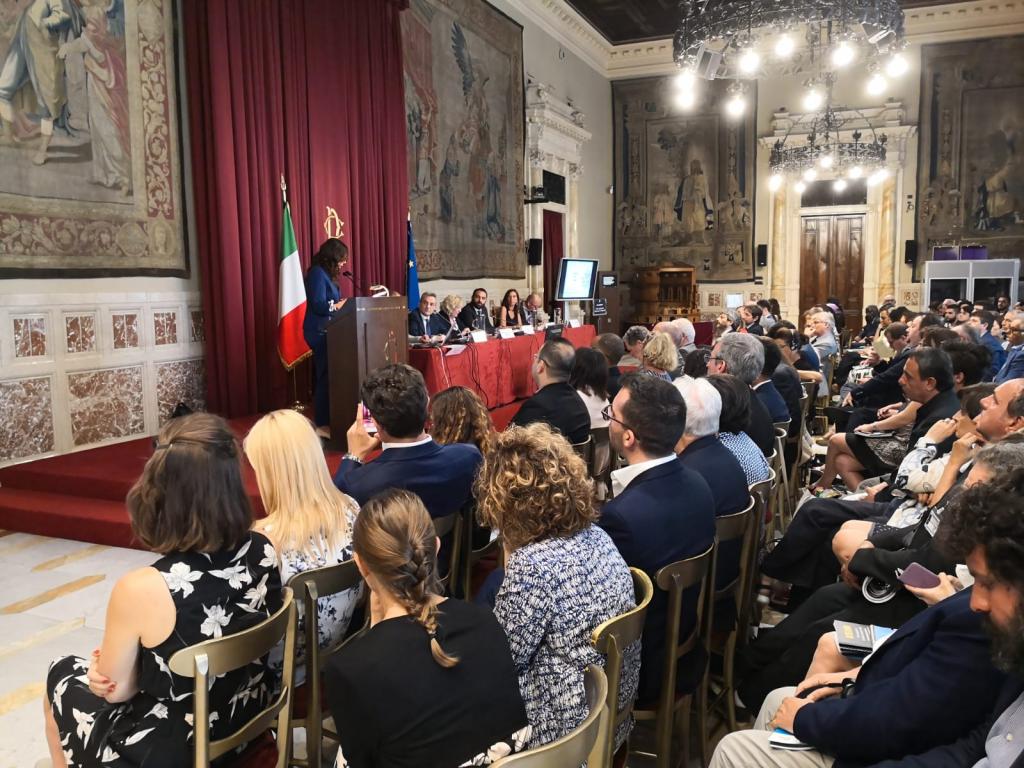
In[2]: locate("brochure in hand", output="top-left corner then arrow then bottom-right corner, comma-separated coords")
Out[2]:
834,620 -> 896,659
769,728 -> 814,751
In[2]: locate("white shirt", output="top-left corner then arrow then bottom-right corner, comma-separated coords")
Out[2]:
381,436 -> 433,451
576,388 -> 610,429
610,454 -> 678,497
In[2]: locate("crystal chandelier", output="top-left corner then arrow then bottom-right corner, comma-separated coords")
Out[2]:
671,0 -> 908,118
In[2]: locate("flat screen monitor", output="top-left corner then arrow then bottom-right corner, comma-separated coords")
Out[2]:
556,259 -> 599,301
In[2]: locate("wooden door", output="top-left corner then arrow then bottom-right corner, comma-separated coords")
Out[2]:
799,214 -> 864,333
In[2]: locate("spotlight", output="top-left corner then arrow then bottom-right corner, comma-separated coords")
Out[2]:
833,179 -> 848,192
866,73 -> 887,96
886,53 -> 909,78
819,154 -> 834,169
795,181 -> 807,194
769,174 -> 783,191
848,166 -> 863,179
726,93 -> 746,117
675,69 -> 697,91
676,90 -> 696,110
803,167 -> 818,182
802,88 -> 824,112
774,34 -> 795,59
831,41 -> 856,69
738,48 -> 760,74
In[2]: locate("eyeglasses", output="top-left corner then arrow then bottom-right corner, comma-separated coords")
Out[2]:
708,356 -> 724,364
601,404 -> 631,431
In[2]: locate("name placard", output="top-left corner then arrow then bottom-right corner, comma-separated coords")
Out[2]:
521,325 -> 536,335
497,328 -> 516,339
470,330 -> 489,343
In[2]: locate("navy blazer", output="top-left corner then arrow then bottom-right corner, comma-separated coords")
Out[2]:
792,589 -> 1007,767
754,380 -> 790,425
995,344 -> 1024,384
510,382 -> 591,445
333,440 -> 482,520
981,331 -> 1007,379
408,311 -> 448,338
303,265 -> 341,352
747,392 -> 777,456
598,458 -> 716,701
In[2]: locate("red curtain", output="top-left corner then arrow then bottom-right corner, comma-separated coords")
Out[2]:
183,0 -> 409,417
542,210 -> 565,314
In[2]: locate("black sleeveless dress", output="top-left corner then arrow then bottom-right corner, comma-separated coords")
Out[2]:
46,531 -> 283,767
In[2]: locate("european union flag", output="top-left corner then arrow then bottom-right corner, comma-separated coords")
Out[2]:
407,219 -> 420,311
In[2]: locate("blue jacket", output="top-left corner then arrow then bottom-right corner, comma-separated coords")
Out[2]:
407,311 -> 448,338
995,344 -> 1024,384
333,440 -> 482,520
303,265 -> 340,352
981,331 -> 1007,380
754,380 -> 791,425
792,589 -> 1007,767
598,458 -> 716,701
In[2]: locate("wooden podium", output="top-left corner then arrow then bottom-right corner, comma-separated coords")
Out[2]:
326,296 -> 408,451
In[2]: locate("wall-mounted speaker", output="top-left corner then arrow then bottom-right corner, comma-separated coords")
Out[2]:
527,238 -> 543,266
756,243 -> 768,268
904,240 -> 917,265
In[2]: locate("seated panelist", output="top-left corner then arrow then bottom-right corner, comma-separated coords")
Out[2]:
457,287 -> 495,333
408,292 -> 447,343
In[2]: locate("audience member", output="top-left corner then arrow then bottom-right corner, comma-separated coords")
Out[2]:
334,364 -> 481,530
654,321 -> 686,377
598,373 -> 716,701
570,346 -> 611,429
457,287 -> 495,332
684,347 -> 710,379
707,374 -> 772,485
326,490 -> 529,766
408,291 -> 447,341
708,333 -> 776,455
429,385 -> 494,454
764,336 -> 804,436
857,304 -> 881,342
620,325 -> 651,367
498,289 -> 527,328
995,314 -> 1024,383
752,337 -> 791,425
768,324 -> 823,383
244,410 -> 361,683
738,303 -> 765,335
808,311 -> 840,394
591,332 -> 626,398
44,414 -> 283,768
641,331 -> 678,381
757,299 -> 777,330
715,312 -> 734,341
477,423 -> 640,749
673,317 -> 698,353
511,338 -> 591,444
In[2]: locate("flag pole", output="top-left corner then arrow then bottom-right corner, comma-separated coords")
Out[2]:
282,174 -> 305,414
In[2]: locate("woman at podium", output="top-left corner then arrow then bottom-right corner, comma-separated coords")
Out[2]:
303,238 -> 348,433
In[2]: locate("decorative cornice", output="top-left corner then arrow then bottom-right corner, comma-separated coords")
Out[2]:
501,0 -> 611,75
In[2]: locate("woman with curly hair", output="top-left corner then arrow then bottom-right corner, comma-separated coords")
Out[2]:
326,489 -> 529,766
429,385 -> 494,454
475,422 -> 639,750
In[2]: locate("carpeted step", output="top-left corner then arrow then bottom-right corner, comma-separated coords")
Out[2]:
0,488 -> 138,549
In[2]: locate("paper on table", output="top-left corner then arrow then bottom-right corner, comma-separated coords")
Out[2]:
445,345 -> 468,357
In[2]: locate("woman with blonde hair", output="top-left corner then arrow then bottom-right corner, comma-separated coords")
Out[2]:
243,409 -> 360,680
642,330 -> 678,381
429,385 -> 494,454
476,422 -> 638,750
326,489 -> 529,766
438,294 -> 465,337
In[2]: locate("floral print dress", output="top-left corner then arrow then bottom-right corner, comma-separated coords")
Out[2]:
45,532 -> 283,767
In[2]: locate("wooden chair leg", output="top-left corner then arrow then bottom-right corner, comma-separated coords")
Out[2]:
696,680 -> 710,768
677,696 -> 692,768
723,633 -> 739,732
656,703 -> 673,768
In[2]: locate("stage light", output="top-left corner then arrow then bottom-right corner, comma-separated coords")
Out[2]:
676,89 -> 697,109
833,179 -> 848,192
866,73 -> 887,96
802,88 -> 824,112
848,165 -> 863,179
769,174 -> 783,191
819,154 -> 834,169
795,181 -> 807,194
803,167 -> 818,182
675,69 -> 697,90
774,34 -> 795,58
726,93 -> 747,117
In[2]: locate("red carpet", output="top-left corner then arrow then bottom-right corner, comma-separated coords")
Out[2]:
0,404 -> 522,549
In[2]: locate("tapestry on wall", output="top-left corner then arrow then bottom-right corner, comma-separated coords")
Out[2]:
401,0 -> 524,280
613,76 -> 756,283
0,0 -> 187,277
917,36 -> 1024,265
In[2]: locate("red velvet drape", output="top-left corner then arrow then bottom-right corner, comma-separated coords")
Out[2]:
542,210 -> 565,314
183,0 -> 409,417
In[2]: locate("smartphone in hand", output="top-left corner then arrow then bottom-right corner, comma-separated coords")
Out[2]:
898,563 -> 941,590
361,404 -> 377,435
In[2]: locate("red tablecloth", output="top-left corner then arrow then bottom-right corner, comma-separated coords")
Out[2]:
409,325 -> 597,408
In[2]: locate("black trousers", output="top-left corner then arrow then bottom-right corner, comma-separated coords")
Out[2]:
736,582 -> 925,712
761,498 -> 895,589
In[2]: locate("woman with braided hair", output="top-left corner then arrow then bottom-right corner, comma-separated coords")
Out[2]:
326,489 -> 529,767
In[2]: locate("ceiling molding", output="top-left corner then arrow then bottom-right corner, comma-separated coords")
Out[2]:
508,0 -> 1024,80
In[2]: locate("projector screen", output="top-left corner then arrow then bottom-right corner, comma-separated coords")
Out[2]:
556,259 -> 599,301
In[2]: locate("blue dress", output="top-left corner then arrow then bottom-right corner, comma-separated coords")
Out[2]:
303,265 -> 340,426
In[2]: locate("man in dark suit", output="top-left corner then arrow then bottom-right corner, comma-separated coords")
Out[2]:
995,315 -> 1024,383
970,309 -> 1007,380
753,337 -> 792,425
591,332 -> 626,399
510,338 -> 590,444
456,287 -> 495,333
334,364 -> 481,570
711,588 -> 1006,767
598,373 -> 716,702
708,333 -> 775,455
407,292 -> 448,342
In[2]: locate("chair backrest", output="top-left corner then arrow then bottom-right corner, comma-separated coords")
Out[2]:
591,568 -> 654,768
168,587 -> 296,768
433,512 -> 461,592
573,434 -> 595,466
458,498 -> 500,600
491,665 -> 608,767
712,497 -> 756,604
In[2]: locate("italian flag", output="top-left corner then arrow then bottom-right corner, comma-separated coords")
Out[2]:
277,202 -> 310,369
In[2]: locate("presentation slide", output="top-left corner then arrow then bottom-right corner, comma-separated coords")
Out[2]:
557,259 -> 598,301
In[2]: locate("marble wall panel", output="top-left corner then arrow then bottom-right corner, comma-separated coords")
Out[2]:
64,313 -> 97,354
155,359 -> 206,425
153,311 -> 177,346
67,366 -> 145,446
12,315 -> 47,359
111,312 -> 140,349
190,309 -> 205,343
0,377 -> 55,461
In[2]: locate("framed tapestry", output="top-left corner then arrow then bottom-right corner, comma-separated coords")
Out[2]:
0,0 -> 189,277
917,36 -> 1024,265
613,76 -> 756,283
401,0 -> 524,280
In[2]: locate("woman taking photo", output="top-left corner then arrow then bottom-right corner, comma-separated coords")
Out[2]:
303,238 -> 349,434
42,414 -> 282,768
498,289 -> 527,328
326,490 -> 529,766
243,409 -> 362,682
476,423 -> 638,751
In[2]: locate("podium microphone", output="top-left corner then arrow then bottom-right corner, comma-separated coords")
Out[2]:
341,270 -> 364,295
